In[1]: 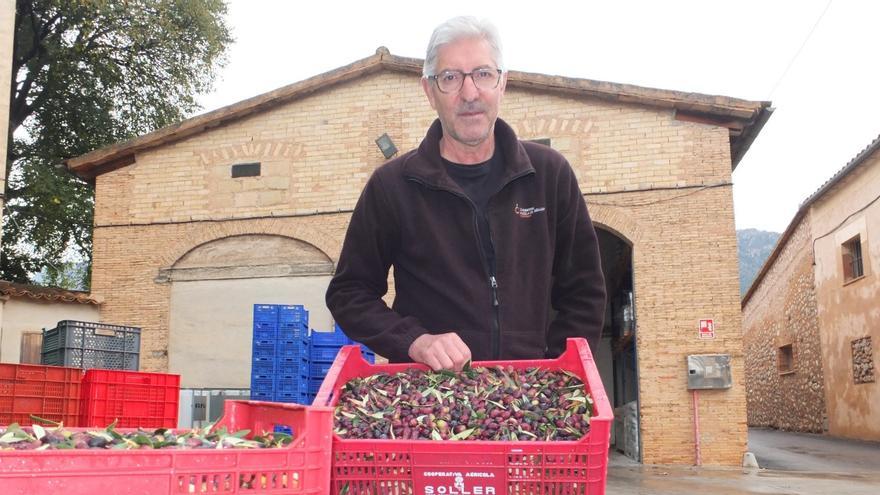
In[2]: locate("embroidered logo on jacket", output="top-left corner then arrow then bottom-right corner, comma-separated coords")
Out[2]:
514,203 -> 546,218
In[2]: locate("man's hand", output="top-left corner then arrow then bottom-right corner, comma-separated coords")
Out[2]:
408,332 -> 472,371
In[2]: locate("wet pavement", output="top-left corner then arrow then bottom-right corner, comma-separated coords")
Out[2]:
747,427 -> 880,473
604,427 -> 880,494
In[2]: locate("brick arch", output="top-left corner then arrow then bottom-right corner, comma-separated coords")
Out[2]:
588,203 -> 643,246
157,218 -> 338,269
173,234 -> 332,271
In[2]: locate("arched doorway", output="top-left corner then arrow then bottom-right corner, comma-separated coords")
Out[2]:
163,234 -> 333,388
596,226 -> 639,461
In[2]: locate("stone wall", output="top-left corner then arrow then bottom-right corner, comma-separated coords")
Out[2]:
742,217 -> 826,432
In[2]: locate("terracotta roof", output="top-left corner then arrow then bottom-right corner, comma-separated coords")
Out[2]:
67,47 -> 772,179
0,280 -> 102,305
799,133 -> 880,209
742,133 -> 880,307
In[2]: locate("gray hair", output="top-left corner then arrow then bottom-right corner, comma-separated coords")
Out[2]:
423,16 -> 504,77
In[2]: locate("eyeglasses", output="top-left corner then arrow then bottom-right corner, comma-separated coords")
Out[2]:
427,68 -> 503,94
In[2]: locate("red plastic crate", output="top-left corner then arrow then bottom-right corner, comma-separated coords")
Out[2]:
80,369 -> 180,428
0,400 -> 333,494
314,338 -> 613,495
0,363 -> 82,426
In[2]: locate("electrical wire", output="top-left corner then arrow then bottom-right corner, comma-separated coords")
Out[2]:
585,182 -> 733,208
92,182 -> 734,227
767,0 -> 834,100
811,191 -> 880,264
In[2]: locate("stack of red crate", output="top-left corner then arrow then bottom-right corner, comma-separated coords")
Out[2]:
0,363 -> 82,426
1,364 -> 181,428
79,369 -> 180,428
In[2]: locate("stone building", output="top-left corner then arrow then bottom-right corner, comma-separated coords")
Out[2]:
742,135 -> 880,441
67,48 -> 770,465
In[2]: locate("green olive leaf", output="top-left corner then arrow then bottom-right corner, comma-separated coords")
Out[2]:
449,428 -> 475,441
31,424 -> 47,441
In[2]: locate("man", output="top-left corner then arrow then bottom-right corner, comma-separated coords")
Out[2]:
326,16 -> 605,371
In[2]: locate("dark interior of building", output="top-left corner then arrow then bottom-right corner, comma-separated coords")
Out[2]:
597,227 -> 639,460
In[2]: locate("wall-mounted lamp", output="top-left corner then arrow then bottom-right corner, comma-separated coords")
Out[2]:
375,133 -> 398,159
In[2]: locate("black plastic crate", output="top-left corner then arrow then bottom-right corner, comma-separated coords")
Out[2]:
41,320 -> 140,370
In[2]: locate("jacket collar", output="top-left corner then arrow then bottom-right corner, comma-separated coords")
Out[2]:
403,117 -> 535,189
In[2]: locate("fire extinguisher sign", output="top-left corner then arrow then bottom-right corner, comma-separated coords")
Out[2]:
699,319 -> 715,339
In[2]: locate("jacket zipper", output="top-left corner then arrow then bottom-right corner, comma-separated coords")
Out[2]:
406,177 -> 499,355
484,169 -> 531,359
406,169 -> 533,360
489,274 -> 500,359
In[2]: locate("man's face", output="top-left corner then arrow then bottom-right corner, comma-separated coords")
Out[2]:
422,36 -> 506,148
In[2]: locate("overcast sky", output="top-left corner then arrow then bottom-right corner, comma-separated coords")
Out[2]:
197,0 -> 880,234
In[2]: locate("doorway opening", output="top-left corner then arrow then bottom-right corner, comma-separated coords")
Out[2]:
596,227 -> 639,462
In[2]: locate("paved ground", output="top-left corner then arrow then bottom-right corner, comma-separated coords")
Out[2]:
604,427 -> 880,494
747,427 -> 880,473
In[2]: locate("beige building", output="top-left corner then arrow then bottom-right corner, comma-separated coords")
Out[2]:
742,135 -> 879,441
67,48 -> 770,466
0,281 -> 101,363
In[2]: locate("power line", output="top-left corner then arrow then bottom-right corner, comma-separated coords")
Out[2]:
767,0 -> 833,100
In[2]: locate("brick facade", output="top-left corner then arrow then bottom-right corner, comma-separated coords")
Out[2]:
83,58 -> 766,465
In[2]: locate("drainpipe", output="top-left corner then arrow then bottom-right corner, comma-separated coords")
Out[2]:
693,389 -> 702,466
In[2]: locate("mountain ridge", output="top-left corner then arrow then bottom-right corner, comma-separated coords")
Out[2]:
737,228 -> 781,296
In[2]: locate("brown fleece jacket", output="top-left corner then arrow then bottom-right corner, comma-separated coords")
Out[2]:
326,118 -> 606,362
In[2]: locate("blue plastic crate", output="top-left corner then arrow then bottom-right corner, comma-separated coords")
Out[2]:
252,343 -> 276,361
251,361 -> 275,373
278,322 -> 307,341
279,305 -> 307,323
331,325 -> 376,357
273,425 -> 293,435
307,376 -> 325,394
362,349 -> 376,364
310,330 -> 350,346
277,357 -> 308,376
252,322 -> 277,340
276,376 -> 308,394
274,381 -> 309,394
250,390 -> 273,400
277,344 -> 308,360
251,356 -> 276,373
253,304 -> 279,322
277,338 -> 307,351
251,368 -> 275,383
250,377 -> 274,394
309,360 -> 334,378
274,391 -> 309,404
309,345 -> 342,362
